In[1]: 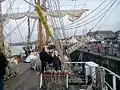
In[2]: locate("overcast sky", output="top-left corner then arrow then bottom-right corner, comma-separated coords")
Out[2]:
1,0 -> 120,43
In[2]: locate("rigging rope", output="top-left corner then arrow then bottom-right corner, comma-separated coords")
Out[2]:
60,0 -> 119,31
3,0 -> 17,36
5,0 -> 17,14
54,0 -> 68,45
5,17 -> 27,39
82,0 -> 89,35
48,0 -> 66,59
48,0 -> 65,57
48,0 -> 60,36
96,0 -> 120,32
86,0 -> 119,33
47,0 -> 71,71
6,0 -> 26,42
36,3 -> 53,37
48,0 -> 64,38
54,0 -> 108,29
34,0 -> 36,4
29,19 -> 37,41
47,0 -> 64,44
69,0 -> 120,61
7,0 -> 37,60
63,0 -> 117,30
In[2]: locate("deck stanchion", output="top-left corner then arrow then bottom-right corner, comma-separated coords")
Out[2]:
66,74 -> 68,88
113,75 -> 116,90
39,74 -> 42,88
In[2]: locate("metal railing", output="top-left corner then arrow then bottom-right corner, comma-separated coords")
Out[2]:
39,62 -> 120,89
64,61 -> 120,90
101,67 -> 120,90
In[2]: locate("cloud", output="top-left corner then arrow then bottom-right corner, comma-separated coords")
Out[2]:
1,0 -> 120,43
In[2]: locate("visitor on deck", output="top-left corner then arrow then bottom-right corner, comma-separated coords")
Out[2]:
53,52 -> 61,71
48,52 -> 54,70
39,47 -> 49,73
0,50 -> 8,90
23,47 -> 28,58
57,55 -> 62,70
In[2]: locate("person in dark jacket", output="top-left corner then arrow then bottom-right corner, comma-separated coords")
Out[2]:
47,52 -> 54,70
48,52 -> 53,64
23,47 -> 28,58
53,54 -> 61,71
39,47 -> 49,73
0,50 -> 8,90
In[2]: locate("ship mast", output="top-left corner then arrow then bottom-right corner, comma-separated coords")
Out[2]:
38,0 -> 49,51
42,0 -> 49,45
38,0 -> 43,51
25,4 -> 31,53
0,0 -> 5,53
26,16 -> 30,50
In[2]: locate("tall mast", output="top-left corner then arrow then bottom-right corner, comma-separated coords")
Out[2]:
42,0 -> 48,45
26,4 -> 31,51
0,0 -> 4,53
27,16 -> 30,49
38,0 -> 43,51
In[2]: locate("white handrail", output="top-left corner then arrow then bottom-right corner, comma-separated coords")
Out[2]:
101,67 -> 120,79
64,62 -> 85,64
39,74 -> 42,88
105,81 -> 113,90
64,61 -> 120,90
39,62 -> 120,90
66,74 -> 69,88
113,75 -> 116,90
101,67 -> 120,90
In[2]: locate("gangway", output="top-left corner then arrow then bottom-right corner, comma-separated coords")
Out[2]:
39,71 -> 70,90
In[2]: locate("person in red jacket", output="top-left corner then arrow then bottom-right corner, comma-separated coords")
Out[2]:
0,50 -> 8,90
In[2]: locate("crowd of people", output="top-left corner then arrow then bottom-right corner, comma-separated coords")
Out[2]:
0,46 -> 62,90
23,45 -> 62,73
39,47 -> 61,73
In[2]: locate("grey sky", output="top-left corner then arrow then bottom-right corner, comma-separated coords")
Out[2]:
1,0 -> 120,43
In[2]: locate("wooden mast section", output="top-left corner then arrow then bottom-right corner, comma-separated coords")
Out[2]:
42,0 -> 49,45
38,0 -> 43,51
38,0 -> 49,51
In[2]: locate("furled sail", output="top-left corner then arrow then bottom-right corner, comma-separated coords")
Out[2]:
24,11 -> 39,19
67,9 -> 88,22
48,11 -> 66,18
67,12 -> 83,22
3,13 -> 25,20
3,9 -> 88,20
